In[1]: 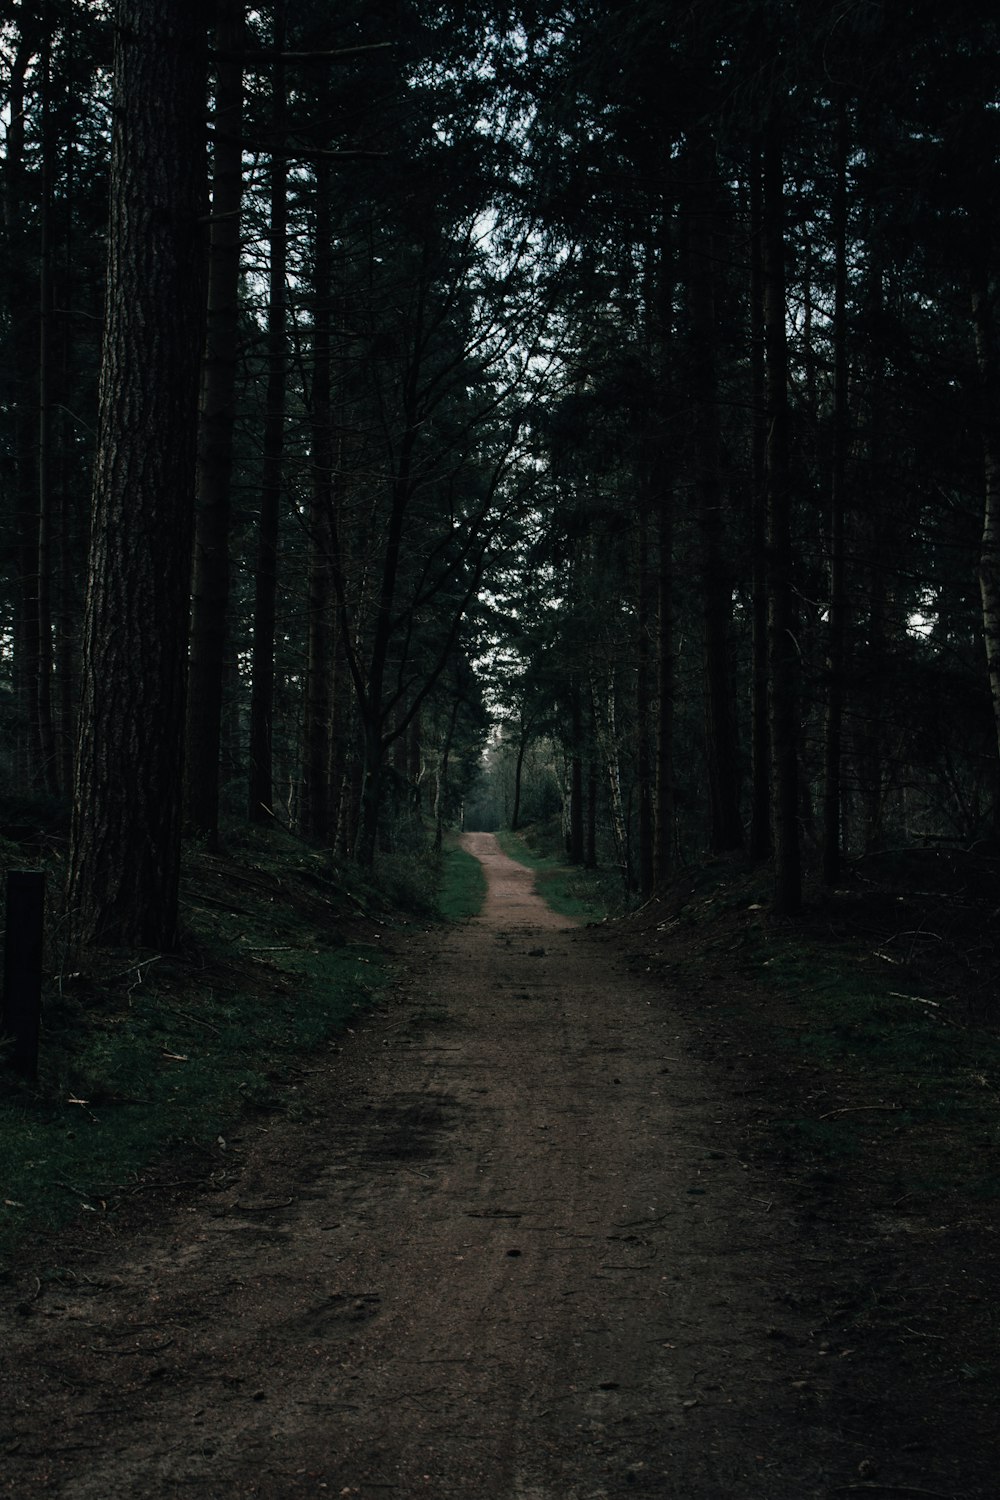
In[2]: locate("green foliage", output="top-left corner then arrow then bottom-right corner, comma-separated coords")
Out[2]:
371,829 -> 443,918
0,829 -> 388,1264
745,931 -> 1000,1200
493,826 -> 622,923
435,839 -> 487,921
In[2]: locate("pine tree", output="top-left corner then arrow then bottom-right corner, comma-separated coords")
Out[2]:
67,0 -> 207,949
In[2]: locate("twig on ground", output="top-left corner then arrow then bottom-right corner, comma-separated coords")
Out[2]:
818,1105 -> 902,1120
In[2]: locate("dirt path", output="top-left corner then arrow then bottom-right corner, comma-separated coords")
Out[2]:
2,835 -> 894,1496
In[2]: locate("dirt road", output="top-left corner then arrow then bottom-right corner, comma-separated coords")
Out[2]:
3,835 -> 878,1495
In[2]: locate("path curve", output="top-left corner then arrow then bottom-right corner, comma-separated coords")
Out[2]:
3,834 -> 844,1498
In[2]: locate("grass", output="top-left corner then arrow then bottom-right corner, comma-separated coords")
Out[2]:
493,827 -> 622,922
742,927 -> 1000,1199
643,858 -> 1000,1202
436,837 -> 487,921
0,819 -> 495,1266
0,826 -> 390,1266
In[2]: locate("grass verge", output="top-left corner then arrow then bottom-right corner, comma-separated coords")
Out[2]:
648,859 -> 1000,1207
493,827 -> 621,922
0,826 -> 390,1265
436,838 -> 487,921
747,933 -> 1000,1201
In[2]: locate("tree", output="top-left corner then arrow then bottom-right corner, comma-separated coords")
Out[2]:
66,0 -> 207,949
762,107 -> 801,915
185,0 -> 245,844
247,5 -> 288,826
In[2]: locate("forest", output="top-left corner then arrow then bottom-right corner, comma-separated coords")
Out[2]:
2,0 -> 1000,949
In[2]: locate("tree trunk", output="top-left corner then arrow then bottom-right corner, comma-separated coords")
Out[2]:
510,718 -> 528,832
67,0 -> 207,950
248,9 -> 287,824
585,753 -> 598,870
635,497 -> 655,895
568,678 -> 585,864
185,0 -> 244,844
302,157 -> 336,843
748,139 -> 771,863
434,692 -> 463,851
653,451 -> 675,888
687,133 -> 743,853
37,18 -> 59,797
822,97 -> 850,884
971,238 -> 1000,786
357,722 -> 385,869
762,112 -> 801,915
855,254 -> 889,853
5,20 -> 42,791
592,667 -> 628,885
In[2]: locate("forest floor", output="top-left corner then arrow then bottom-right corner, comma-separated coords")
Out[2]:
1,832 -> 999,1498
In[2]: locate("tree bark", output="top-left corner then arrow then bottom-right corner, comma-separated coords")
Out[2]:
302,156 -> 336,843
822,96 -> 850,884
763,112 -> 801,915
568,677 -> 585,864
185,0 -> 244,843
67,0 -> 207,950
687,133 -> 743,854
971,233 -> 1000,786
5,19 -> 43,791
248,7 -> 287,824
653,447 -> 675,889
748,138 -> 771,863
510,717 -> 529,832
37,17 -> 59,796
635,495 -> 655,895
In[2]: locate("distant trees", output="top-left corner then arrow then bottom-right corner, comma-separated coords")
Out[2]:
470,1 -> 1000,900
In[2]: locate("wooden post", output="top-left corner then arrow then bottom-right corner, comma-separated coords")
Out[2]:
2,870 -> 45,1080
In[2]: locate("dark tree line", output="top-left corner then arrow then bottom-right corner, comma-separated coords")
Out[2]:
480,1 -> 1000,915
1,1 -> 999,946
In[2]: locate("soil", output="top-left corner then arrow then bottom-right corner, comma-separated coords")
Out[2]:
1,833 -> 997,1498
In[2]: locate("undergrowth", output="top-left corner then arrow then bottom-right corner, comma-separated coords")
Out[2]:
436,837 -> 487,921
0,822 -> 405,1265
0,817 -> 494,1265
655,858 -> 1000,1204
749,934 -> 1000,1199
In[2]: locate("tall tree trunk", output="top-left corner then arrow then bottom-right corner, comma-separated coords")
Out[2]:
434,689 -> 463,851
653,450 -> 675,888
67,0 -> 207,950
352,412 -> 422,865
5,21 -> 42,791
763,112 -> 801,916
822,97 -> 850,884
510,716 -> 529,832
855,253 -> 888,852
37,17 -> 59,796
688,134 -> 743,853
302,157 -> 336,843
635,496 -> 655,895
592,667 -> 628,884
971,234 -> 1000,790
185,0 -> 244,843
248,9 -> 287,824
55,20 -> 79,799
748,139 -> 772,863
585,751 -> 598,870
568,677 -> 585,864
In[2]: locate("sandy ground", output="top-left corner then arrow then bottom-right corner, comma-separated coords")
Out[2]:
0,834 -> 957,1496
